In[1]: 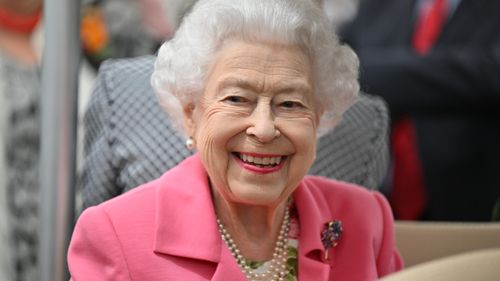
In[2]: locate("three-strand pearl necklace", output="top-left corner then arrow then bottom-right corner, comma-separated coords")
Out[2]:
216,208 -> 290,281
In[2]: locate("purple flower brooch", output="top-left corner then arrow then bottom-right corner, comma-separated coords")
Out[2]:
321,220 -> 343,260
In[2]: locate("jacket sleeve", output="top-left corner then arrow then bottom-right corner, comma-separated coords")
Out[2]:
355,47 -> 500,114
78,60 -> 123,211
310,94 -> 390,190
68,206 -> 132,281
372,192 -> 404,277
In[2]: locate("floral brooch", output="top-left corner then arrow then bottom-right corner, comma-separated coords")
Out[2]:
321,220 -> 343,260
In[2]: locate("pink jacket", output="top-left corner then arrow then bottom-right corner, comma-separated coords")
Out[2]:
68,154 -> 403,280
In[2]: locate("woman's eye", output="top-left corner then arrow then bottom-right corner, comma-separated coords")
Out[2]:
224,95 -> 247,104
280,101 -> 302,109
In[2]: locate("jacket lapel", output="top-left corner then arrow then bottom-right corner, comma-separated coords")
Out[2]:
153,154 -> 219,262
210,245 -> 247,281
294,179 -> 333,281
151,154 -> 254,281
148,156 -> 216,260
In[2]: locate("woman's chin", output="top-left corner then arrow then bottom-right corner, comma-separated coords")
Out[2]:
229,189 -> 286,207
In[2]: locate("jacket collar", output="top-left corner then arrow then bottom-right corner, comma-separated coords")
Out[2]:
153,154 -> 221,262
152,154 -> 246,280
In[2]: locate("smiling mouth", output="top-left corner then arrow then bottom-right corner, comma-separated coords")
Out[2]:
233,152 -> 285,168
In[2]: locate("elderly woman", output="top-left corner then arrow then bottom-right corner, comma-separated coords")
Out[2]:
68,0 -> 403,280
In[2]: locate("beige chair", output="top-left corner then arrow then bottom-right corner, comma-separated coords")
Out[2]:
395,221 -> 500,267
380,247 -> 500,281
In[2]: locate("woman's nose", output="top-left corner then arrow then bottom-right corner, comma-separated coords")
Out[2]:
246,104 -> 279,143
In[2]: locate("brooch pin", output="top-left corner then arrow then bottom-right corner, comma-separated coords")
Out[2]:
321,220 -> 343,260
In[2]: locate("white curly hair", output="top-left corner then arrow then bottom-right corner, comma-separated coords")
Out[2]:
151,0 -> 359,137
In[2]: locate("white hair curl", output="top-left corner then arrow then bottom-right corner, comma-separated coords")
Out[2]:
151,0 -> 359,137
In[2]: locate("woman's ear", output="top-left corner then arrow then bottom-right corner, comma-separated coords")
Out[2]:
183,102 -> 197,137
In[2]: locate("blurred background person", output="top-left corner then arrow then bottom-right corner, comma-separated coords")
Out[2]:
80,0 -> 196,70
0,0 -> 43,280
340,0 -> 500,221
77,0 -> 196,193
1,81 -> 11,281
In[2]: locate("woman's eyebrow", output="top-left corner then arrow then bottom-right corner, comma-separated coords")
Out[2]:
216,76 -> 262,93
216,76 -> 311,95
273,80 -> 312,95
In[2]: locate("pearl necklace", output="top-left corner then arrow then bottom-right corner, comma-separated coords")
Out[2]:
217,208 -> 290,281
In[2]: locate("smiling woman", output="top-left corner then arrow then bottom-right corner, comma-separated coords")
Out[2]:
189,41 -> 317,211
68,0 -> 403,280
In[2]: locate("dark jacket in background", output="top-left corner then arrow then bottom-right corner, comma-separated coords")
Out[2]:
340,0 -> 500,221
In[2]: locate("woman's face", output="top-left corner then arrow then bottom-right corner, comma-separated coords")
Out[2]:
185,40 -> 321,207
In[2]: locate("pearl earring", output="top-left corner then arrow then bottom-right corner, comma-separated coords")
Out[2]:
185,137 -> 195,150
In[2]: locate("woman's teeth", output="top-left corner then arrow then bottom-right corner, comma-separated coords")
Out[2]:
238,153 -> 282,166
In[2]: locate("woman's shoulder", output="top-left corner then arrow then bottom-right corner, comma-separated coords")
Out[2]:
299,175 -> 389,217
302,175 -> 379,199
80,154 -> 206,221
80,176 -> 161,224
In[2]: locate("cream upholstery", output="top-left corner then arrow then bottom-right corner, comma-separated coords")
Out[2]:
395,221 -> 500,267
380,247 -> 500,281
